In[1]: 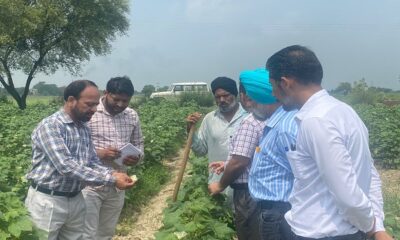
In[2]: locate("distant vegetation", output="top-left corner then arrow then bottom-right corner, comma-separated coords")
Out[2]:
331,79 -> 400,105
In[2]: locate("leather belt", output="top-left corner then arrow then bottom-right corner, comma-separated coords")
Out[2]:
31,182 -> 81,198
260,200 -> 290,210
230,183 -> 248,190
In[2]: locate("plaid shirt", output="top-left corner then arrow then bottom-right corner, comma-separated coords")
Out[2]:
27,110 -> 115,192
229,114 -> 267,184
88,97 -> 144,171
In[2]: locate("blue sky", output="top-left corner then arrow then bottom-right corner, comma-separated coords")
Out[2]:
14,0 -> 400,91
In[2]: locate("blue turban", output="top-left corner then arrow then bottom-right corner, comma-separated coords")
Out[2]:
239,68 -> 276,104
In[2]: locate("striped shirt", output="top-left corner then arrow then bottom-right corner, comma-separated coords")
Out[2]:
27,110 -> 115,192
248,106 -> 297,202
88,97 -> 144,171
228,114 -> 266,184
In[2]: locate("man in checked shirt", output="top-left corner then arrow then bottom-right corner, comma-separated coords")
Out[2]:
82,76 -> 144,240
25,80 -> 134,240
208,68 -> 279,240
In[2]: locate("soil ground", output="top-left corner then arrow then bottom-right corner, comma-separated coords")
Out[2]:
113,151 -> 184,240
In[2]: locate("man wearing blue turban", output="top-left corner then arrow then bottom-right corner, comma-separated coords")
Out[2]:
209,68 -> 298,240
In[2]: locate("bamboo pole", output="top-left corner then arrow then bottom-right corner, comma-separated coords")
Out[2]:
172,124 -> 195,202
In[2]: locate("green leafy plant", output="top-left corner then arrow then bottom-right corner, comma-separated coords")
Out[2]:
354,104 -> 400,168
155,157 -> 235,240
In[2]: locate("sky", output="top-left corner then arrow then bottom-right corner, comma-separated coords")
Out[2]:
12,0 -> 400,91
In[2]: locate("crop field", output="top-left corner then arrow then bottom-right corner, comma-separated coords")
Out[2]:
0,99 -> 399,239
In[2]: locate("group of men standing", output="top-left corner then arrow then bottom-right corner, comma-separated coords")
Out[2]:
188,45 -> 392,240
25,77 -> 142,239
24,45 -> 393,240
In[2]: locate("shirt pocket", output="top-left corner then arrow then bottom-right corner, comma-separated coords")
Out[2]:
286,151 -> 310,180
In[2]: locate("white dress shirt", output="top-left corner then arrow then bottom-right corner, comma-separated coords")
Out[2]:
285,90 -> 384,238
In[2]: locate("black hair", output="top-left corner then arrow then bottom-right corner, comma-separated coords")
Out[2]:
63,80 -> 97,101
266,45 -> 323,85
106,76 -> 134,96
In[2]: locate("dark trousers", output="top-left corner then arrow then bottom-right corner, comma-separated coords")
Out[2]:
259,200 -> 293,240
232,186 -> 262,240
294,231 -> 366,240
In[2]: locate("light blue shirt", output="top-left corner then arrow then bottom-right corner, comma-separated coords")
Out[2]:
191,105 -> 248,183
248,106 -> 297,202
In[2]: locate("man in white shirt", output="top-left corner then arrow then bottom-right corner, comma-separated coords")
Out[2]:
265,45 -> 393,240
187,77 -> 247,184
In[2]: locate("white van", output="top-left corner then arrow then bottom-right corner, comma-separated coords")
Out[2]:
150,82 -> 209,98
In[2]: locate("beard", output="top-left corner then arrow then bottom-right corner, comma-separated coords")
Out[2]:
219,99 -> 238,113
104,97 -> 125,115
72,107 -> 94,122
251,106 -> 268,121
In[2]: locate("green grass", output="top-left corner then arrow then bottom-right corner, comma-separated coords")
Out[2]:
380,169 -> 400,238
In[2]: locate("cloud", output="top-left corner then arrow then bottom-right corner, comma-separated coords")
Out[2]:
184,0 -> 242,22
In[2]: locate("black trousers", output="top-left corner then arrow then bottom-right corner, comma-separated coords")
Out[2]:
232,186 -> 262,240
259,200 -> 293,240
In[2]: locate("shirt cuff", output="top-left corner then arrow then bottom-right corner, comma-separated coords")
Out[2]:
104,172 -> 116,186
374,217 -> 385,232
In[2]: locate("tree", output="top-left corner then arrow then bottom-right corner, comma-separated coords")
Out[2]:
333,82 -> 352,95
157,85 -> 169,92
0,0 -> 129,109
32,81 -> 61,96
141,84 -> 155,97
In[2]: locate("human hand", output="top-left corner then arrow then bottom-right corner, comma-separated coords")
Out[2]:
186,112 -> 202,130
373,231 -> 394,240
208,182 -> 224,196
186,112 -> 202,124
112,172 -> 135,190
97,147 -> 121,161
209,161 -> 225,175
123,155 -> 140,166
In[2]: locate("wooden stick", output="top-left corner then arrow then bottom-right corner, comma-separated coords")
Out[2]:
172,124 -> 195,202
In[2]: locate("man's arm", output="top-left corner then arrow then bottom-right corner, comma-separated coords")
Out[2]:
209,118 -> 262,195
130,114 -> 144,154
369,163 -> 385,233
189,113 -> 208,156
302,118 -> 375,232
36,122 -> 114,186
125,114 -> 144,166
209,155 -> 250,195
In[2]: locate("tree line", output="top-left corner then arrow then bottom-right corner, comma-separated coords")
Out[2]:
0,83 -> 168,98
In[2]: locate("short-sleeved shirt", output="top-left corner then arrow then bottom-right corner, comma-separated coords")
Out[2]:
228,114 -> 266,184
249,106 -> 297,202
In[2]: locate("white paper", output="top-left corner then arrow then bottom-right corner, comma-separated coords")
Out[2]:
114,143 -> 142,166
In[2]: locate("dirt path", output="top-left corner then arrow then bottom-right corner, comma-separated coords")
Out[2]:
113,151 -> 184,240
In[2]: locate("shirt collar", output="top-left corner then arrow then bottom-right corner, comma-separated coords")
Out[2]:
295,89 -> 328,121
59,109 -> 75,124
266,106 -> 287,128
